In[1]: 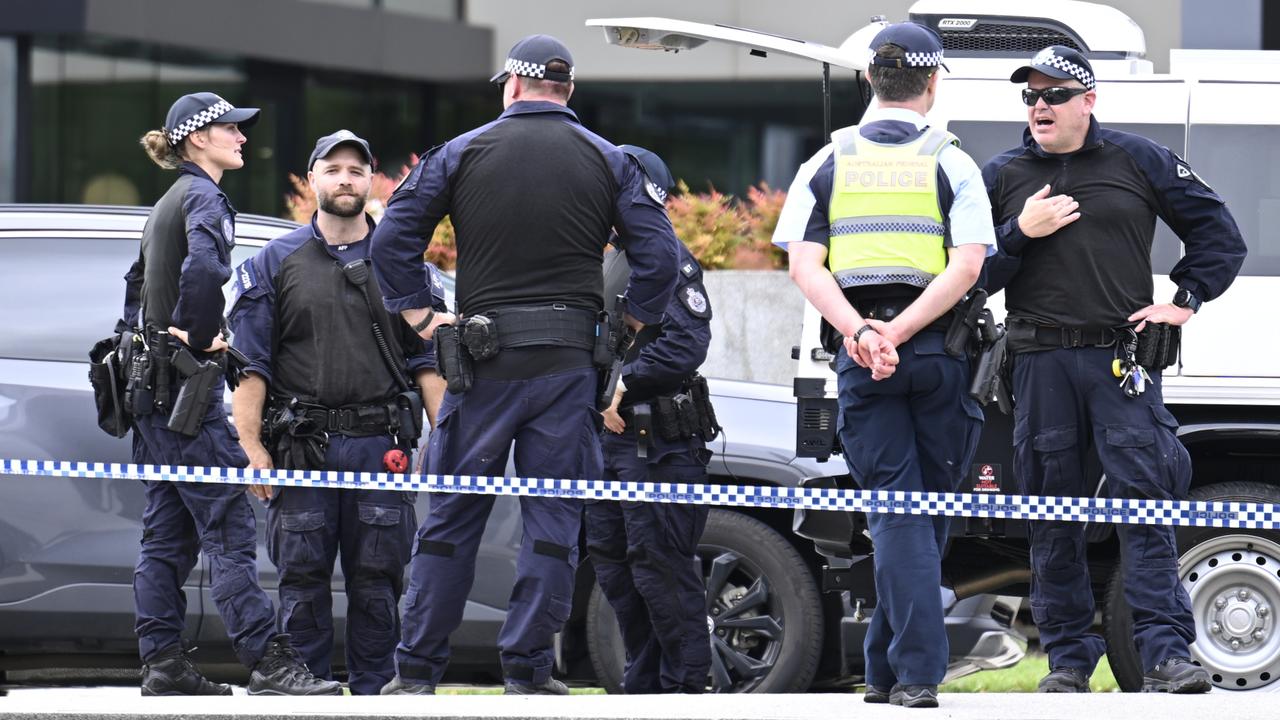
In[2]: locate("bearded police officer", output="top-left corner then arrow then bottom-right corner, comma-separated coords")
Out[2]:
983,46 -> 1247,694
127,93 -> 338,696
227,131 -> 446,694
370,35 -> 680,695
774,23 -> 994,709
586,145 -> 717,694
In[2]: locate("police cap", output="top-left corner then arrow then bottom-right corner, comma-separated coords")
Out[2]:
868,22 -> 949,72
308,129 -> 374,170
618,144 -> 675,194
164,91 -> 259,147
490,34 -> 575,85
1010,46 -> 1096,90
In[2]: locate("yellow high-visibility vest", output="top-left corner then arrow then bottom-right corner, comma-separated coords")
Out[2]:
826,125 -> 957,289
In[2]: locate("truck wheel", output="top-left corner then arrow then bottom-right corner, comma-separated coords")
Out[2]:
585,508 -> 823,693
1104,481 -> 1280,692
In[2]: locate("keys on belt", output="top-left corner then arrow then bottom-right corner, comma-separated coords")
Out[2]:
1111,328 -> 1149,398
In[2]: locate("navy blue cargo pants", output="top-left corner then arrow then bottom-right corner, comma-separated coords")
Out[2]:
835,331 -> 983,688
396,366 -> 601,688
585,430 -> 711,693
267,434 -> 416,695
131,384 -> 275,669
1013,347 -> 1196,676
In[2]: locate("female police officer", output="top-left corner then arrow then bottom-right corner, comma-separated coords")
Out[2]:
124,92 -> 339,696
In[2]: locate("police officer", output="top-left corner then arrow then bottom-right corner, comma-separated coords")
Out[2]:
370,35 -> 680,695
126,93 -> 339,696
227,130 -> 448,695
983,46 -> 1247,694
586,146 -> 715,694
774,24 -> 994,709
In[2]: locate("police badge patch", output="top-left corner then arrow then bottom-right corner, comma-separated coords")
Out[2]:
221,215 -> 236,247
680,282 -> 711,319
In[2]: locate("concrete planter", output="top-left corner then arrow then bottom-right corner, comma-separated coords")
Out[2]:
701,270 -> 803,386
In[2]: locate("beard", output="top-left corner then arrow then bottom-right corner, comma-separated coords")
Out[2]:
318,190 -> 366,218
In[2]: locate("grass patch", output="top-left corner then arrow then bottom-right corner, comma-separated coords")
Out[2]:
940,653 -> 1118,693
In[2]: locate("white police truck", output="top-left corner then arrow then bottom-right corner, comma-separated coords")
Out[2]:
589,0 -> 1280,693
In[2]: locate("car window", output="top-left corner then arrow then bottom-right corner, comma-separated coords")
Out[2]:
948,120 -> 1184,275
0,236 -> 139,362
1187,124 -> 1280,277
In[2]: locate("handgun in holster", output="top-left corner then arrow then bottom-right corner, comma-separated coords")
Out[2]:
166,346 -> 223,437
969,321 -> 1013,415
434,323 -> 473,395
595,296 -> 637,412
944,289 -> 989,358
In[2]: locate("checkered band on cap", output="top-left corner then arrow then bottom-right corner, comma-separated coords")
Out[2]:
903,50 -> 945,67
1032,48 -> 1095,89
503,57 -> 574,81
167,100 -> 233,146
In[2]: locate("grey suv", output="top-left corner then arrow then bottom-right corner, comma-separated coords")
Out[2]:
0,204 -> 1022,691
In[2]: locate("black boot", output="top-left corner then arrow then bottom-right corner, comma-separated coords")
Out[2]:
503,677 -> 569,695
380,676 -> 436,695
1143,657 -> 1211,694
140,644 -> 232,697
1037,667 -> 1090,693
247,634 -> 343,696
889,684 -> 939,709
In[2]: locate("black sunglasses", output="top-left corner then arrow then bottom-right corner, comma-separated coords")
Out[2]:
1022,86 -> 1089,106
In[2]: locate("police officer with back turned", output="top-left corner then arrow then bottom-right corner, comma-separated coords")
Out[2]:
774,23 -> 995,709
125,93 -> 339,696
586,145 -> 717,694
370,35 -> 680,695
983,46 -> 1247,694
228,130 -> 447,694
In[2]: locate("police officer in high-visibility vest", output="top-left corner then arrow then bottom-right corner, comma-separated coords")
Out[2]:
774,23 -> 994,709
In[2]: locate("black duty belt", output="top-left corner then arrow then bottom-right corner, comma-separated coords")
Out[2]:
1008,319 -> 1117,349
489,304 -> 598,352
295,401 -> 394,436
853,297 -> 950,334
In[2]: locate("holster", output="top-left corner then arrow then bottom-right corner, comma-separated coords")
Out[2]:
944,289 -> 988,358
263,399 -> 328,471
1135,322 -> 1180,370
596,298 -> 637,411
969,324 -> 1013,414
434,324 -> 474,394
165,346 -> 223,438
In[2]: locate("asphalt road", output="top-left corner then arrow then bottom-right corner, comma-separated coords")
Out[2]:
0,688 -> 1275,720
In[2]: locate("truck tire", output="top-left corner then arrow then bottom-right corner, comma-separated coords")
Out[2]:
1104,481 -> 1280,692
585,508 -> 823,693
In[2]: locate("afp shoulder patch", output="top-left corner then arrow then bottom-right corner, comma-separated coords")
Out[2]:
645,178 -> 668,205
679,281 -> 711,319
221,215 -> 236,248
1174,154 -> 1214,192
230,260 -> 256,306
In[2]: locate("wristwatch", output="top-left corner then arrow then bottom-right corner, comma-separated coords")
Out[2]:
1172,287 -> 1202,313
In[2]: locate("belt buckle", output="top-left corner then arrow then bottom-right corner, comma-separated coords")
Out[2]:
1062,327 -> 1082,348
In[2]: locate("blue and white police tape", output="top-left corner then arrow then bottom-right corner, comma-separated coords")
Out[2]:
3,458 -> 1277,529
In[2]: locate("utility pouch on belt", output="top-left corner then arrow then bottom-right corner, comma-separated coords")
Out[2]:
944,289 -> 988,358
434,324 -> 473,395
394,389 -> 425,445
686,374 -> 722,442
1135,322 -> 1180,371
166,346 -> 223,437
88,334 -> 131,438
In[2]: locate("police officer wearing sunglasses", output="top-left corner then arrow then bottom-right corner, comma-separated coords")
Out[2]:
982,46 -> 1247,694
